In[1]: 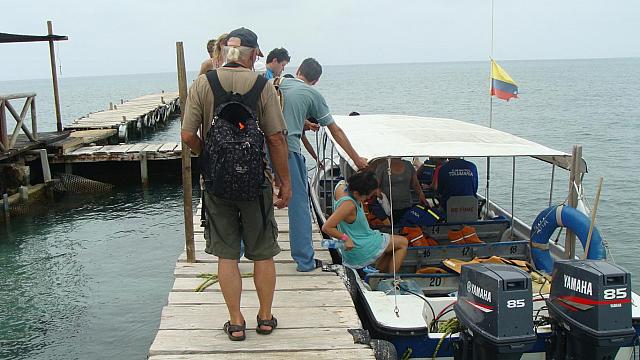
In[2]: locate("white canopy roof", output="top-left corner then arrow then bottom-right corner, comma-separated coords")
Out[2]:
326,114 -> 577,170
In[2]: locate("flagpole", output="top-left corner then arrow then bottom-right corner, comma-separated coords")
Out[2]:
486,0 -> 495,213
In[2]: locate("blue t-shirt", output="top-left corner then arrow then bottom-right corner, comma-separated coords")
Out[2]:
264,68 -> 274,80
437,159 -> 478,205
279,78 -> 335,153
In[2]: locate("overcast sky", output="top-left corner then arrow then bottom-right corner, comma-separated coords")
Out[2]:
1,0 -> 638,81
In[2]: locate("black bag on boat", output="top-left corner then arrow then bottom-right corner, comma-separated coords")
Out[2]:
200,70 -> 268,201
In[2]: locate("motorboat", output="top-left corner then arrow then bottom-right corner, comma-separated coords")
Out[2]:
309,114 -> 640,359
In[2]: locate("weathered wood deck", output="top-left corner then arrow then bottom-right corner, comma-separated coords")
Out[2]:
0,131 -> 69,161
64,92 -> 180,141
49,142 -> 187,163
148,204 -> 376,359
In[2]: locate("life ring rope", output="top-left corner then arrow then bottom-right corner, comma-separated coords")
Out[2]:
530,204 -> 606,273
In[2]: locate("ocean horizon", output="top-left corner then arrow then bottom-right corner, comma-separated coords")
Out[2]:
1,56 -> 638,82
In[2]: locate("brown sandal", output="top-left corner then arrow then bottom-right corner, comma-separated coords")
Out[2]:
256,315 -> 278,335
223,320 -> 246,341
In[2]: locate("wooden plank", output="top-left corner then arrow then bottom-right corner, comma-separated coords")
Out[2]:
146,152 -> 183,160
0,92 -> 37,101
158,305 -> 360,330
149,328 -> 368,356
158,142 -> 178,152
171,276 -> 344,293
94,144 -> 127,154
149,349 -> 375,360
173,262 -> 333,278
49,136 -> 85,154
109,144 -> 135,154
167,289 -> 354,307
69,145 -> 104,155
126,143 -> 150,153
143,143 -> 164,152
274,209 -> 288,217
177,249 -> 331,263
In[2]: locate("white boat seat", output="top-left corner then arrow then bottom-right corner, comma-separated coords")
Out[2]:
446,196 -> 478,223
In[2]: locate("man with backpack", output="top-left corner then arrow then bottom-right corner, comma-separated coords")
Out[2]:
181,27 -> 290,341
278,58 -> 369,272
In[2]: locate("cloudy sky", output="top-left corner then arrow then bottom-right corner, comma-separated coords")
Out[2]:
1,0 -> 638,81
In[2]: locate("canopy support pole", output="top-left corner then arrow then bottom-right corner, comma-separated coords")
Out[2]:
486,0 -> 495,216
485,157 -> 491,218
510,156 -> 515,240
47,21 -> 62,132
564,145 -> 582,259
548,164 -> 556,207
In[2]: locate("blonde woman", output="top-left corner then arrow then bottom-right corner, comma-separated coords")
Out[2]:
199,33 -> 228,75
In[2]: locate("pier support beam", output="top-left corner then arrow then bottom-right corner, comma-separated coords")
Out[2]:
47,21 -> 63,132
177,41 -> 195,263
140,152 -> 149,187
29,149 -> 52,182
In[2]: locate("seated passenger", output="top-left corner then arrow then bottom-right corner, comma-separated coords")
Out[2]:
322,171 -> 408,273
435,158 -> 479,209
417,157 -> 447,191
374,158 -> 427,221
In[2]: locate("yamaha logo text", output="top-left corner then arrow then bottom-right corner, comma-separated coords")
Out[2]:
467,281 -> 492,303
563,275 -> 593,296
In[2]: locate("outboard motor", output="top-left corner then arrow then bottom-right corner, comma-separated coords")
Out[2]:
545,260 -> 635,360
454,263 -> 536,360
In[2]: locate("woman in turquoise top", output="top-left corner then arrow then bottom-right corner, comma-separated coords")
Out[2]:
321,171 -> 408,273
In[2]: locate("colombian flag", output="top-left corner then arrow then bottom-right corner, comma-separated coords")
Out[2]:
490,60 -> 518,101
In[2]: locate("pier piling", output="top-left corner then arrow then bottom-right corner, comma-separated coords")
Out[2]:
140,151 -> 149,187
176,41 -> 195,263
47,21 -> 62,132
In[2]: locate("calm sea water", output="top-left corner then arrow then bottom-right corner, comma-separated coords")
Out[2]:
0,58 -> 639,359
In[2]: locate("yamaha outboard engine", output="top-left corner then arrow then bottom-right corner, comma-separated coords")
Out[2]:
454,263 -> 536,360
545,260 -> 635,360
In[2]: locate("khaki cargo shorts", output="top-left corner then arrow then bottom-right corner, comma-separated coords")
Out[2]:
203,183 -> 281,261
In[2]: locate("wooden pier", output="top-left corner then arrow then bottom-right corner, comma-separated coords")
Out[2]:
64,92 -> 179,142
47,141 -> 194,186
49,142 -> 185,163
148,204 -> 376,359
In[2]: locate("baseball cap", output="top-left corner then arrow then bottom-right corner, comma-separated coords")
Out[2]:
227,27 -> 264,57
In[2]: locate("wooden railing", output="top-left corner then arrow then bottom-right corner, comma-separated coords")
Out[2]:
0,93 -> 38,153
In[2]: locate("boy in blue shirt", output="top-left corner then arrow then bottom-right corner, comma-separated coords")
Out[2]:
264,48 -> 290,79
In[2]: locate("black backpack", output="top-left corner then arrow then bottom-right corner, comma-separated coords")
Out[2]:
200,70 -> 268,201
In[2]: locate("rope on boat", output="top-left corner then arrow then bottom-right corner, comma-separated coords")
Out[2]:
432,318 -> 461,359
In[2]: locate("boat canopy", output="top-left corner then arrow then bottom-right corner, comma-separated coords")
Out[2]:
0,32 -> 68,43
325,114 -> 580,171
